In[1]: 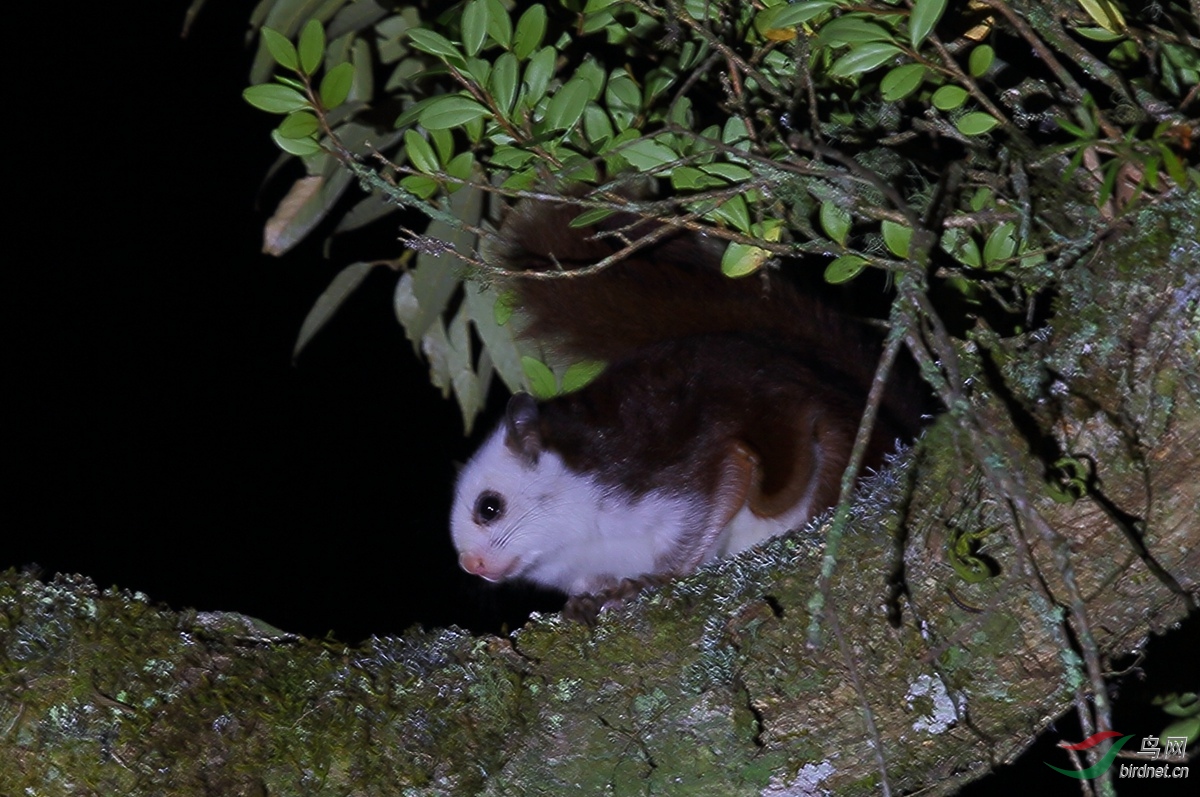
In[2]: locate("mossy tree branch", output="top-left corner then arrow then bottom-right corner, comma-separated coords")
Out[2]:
3,198 -> 1197,795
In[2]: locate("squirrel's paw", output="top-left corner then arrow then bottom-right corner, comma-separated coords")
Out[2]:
562,574 -> 672,625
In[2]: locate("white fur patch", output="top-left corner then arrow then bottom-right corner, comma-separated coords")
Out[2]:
451,426 -> 703,595
452,420 -> 831,593
719,442 -> 826,557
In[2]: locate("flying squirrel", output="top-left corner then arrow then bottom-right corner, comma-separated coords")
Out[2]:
450,199 -> 931,618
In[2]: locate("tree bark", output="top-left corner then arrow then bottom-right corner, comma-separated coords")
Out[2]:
2,198 -> 1197,796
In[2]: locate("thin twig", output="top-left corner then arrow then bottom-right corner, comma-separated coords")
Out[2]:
829,608 -> 894,797
807,327 -> 904,647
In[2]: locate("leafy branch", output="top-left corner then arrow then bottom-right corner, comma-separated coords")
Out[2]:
231,4 -> 1200,787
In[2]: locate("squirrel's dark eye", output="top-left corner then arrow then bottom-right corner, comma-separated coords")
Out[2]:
474,491 -> 505,524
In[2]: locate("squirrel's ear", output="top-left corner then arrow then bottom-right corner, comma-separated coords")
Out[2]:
504,392 -> 543,465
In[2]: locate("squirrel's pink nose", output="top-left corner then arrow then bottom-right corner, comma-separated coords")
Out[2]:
459,552 -> 488,576
459,552 -> 516,582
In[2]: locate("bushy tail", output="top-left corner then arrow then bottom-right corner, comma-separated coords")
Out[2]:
491,201 -> 841,360
491,199 -> 932,437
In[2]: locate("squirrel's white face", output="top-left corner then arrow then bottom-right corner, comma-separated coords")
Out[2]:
450,394 -> 700,595
451,423 -> 584,586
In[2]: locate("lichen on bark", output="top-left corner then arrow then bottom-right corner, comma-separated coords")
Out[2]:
2,197 -> 1196,794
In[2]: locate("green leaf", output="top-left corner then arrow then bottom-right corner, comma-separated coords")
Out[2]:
485,0 -> 513,48
244,84 -> 310,114
956,112 -> 1000,136
1071,26 -> 1124,42
943,228 -> 982,267
620,138 -> 679,170
722,117 -> 750,148
755,1 -> 837,36
260,27 -> 298,71
1077,0 -> 1125,34
439,297 -> 491,435
562,360 -> 606,393
983,221 -> 1017,268
576,59 -> 607,100
931,84 -> 968,110
669,96 -> 693,128
293,262 -> 381,361
721,241 -> 771,277
394,183 -> 483,369
404,130 -> 439,174
273,75 -> 306,91
501,167 -> 539,191
1097,158 -> 1120,207
319,62 -> 355,109
400,174 -> 439,199
829,42 -> 902,78
969,187 -> 994,212
818,17 -> 896,47
568,207 -> 615,227
445,152 -> 476,189
394,97 -> 438,129
671,166 -> 725,190
824,254 -> 868,284
773,1 -> 838,27
605,72 -> 641,126
523,46 -> 556,107
643,68 -> 674,106
494,291 -> 515,326
560,156 -> 598,183
1156,142 -> 1187,188
463,291 -> 524,407
419,96 -> 491,130
909,0 -> 946,49
545,77 -> 591,132
298,19 -> 325,75
752,218 -> 784,244
709,195 -> 751,233
348,40 -> 373,97
1062,145 -> 1087,183
429,127 -> 454,163
277,111 -> 320,139
820,202 -> 852,245
581,8 -> 614,35
1056,118 -> 1089,139
522,356 -> 558,398
491,146 -> 535,168
880,63 -> 926,101
490,52 -> 520,115
1155,691 -> 1200,717
513,5 -> 548,60
1160,716 -> 1200,745
263,119 -> 405,252
700,163 -> 753,181
271,129 -> 322,156
407,28 -> 463,60
465,57 -> 491,89
462,0 -> 488,57
968,44 -> 994,77
583,103 -> 614,146
881,220 -> 912,258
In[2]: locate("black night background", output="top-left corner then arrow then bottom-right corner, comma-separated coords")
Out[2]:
4,3 -> 1193,795
8,1 -> 561,643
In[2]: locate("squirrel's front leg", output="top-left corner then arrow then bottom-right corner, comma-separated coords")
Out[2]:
563,443 -> 757,624
659,441 -> 758,573
562,573 -> 673,625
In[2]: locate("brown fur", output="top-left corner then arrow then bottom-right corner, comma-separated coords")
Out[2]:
492,199 -> 929,510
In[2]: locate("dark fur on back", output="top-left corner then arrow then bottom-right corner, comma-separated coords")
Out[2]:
491,199 -> 931,445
